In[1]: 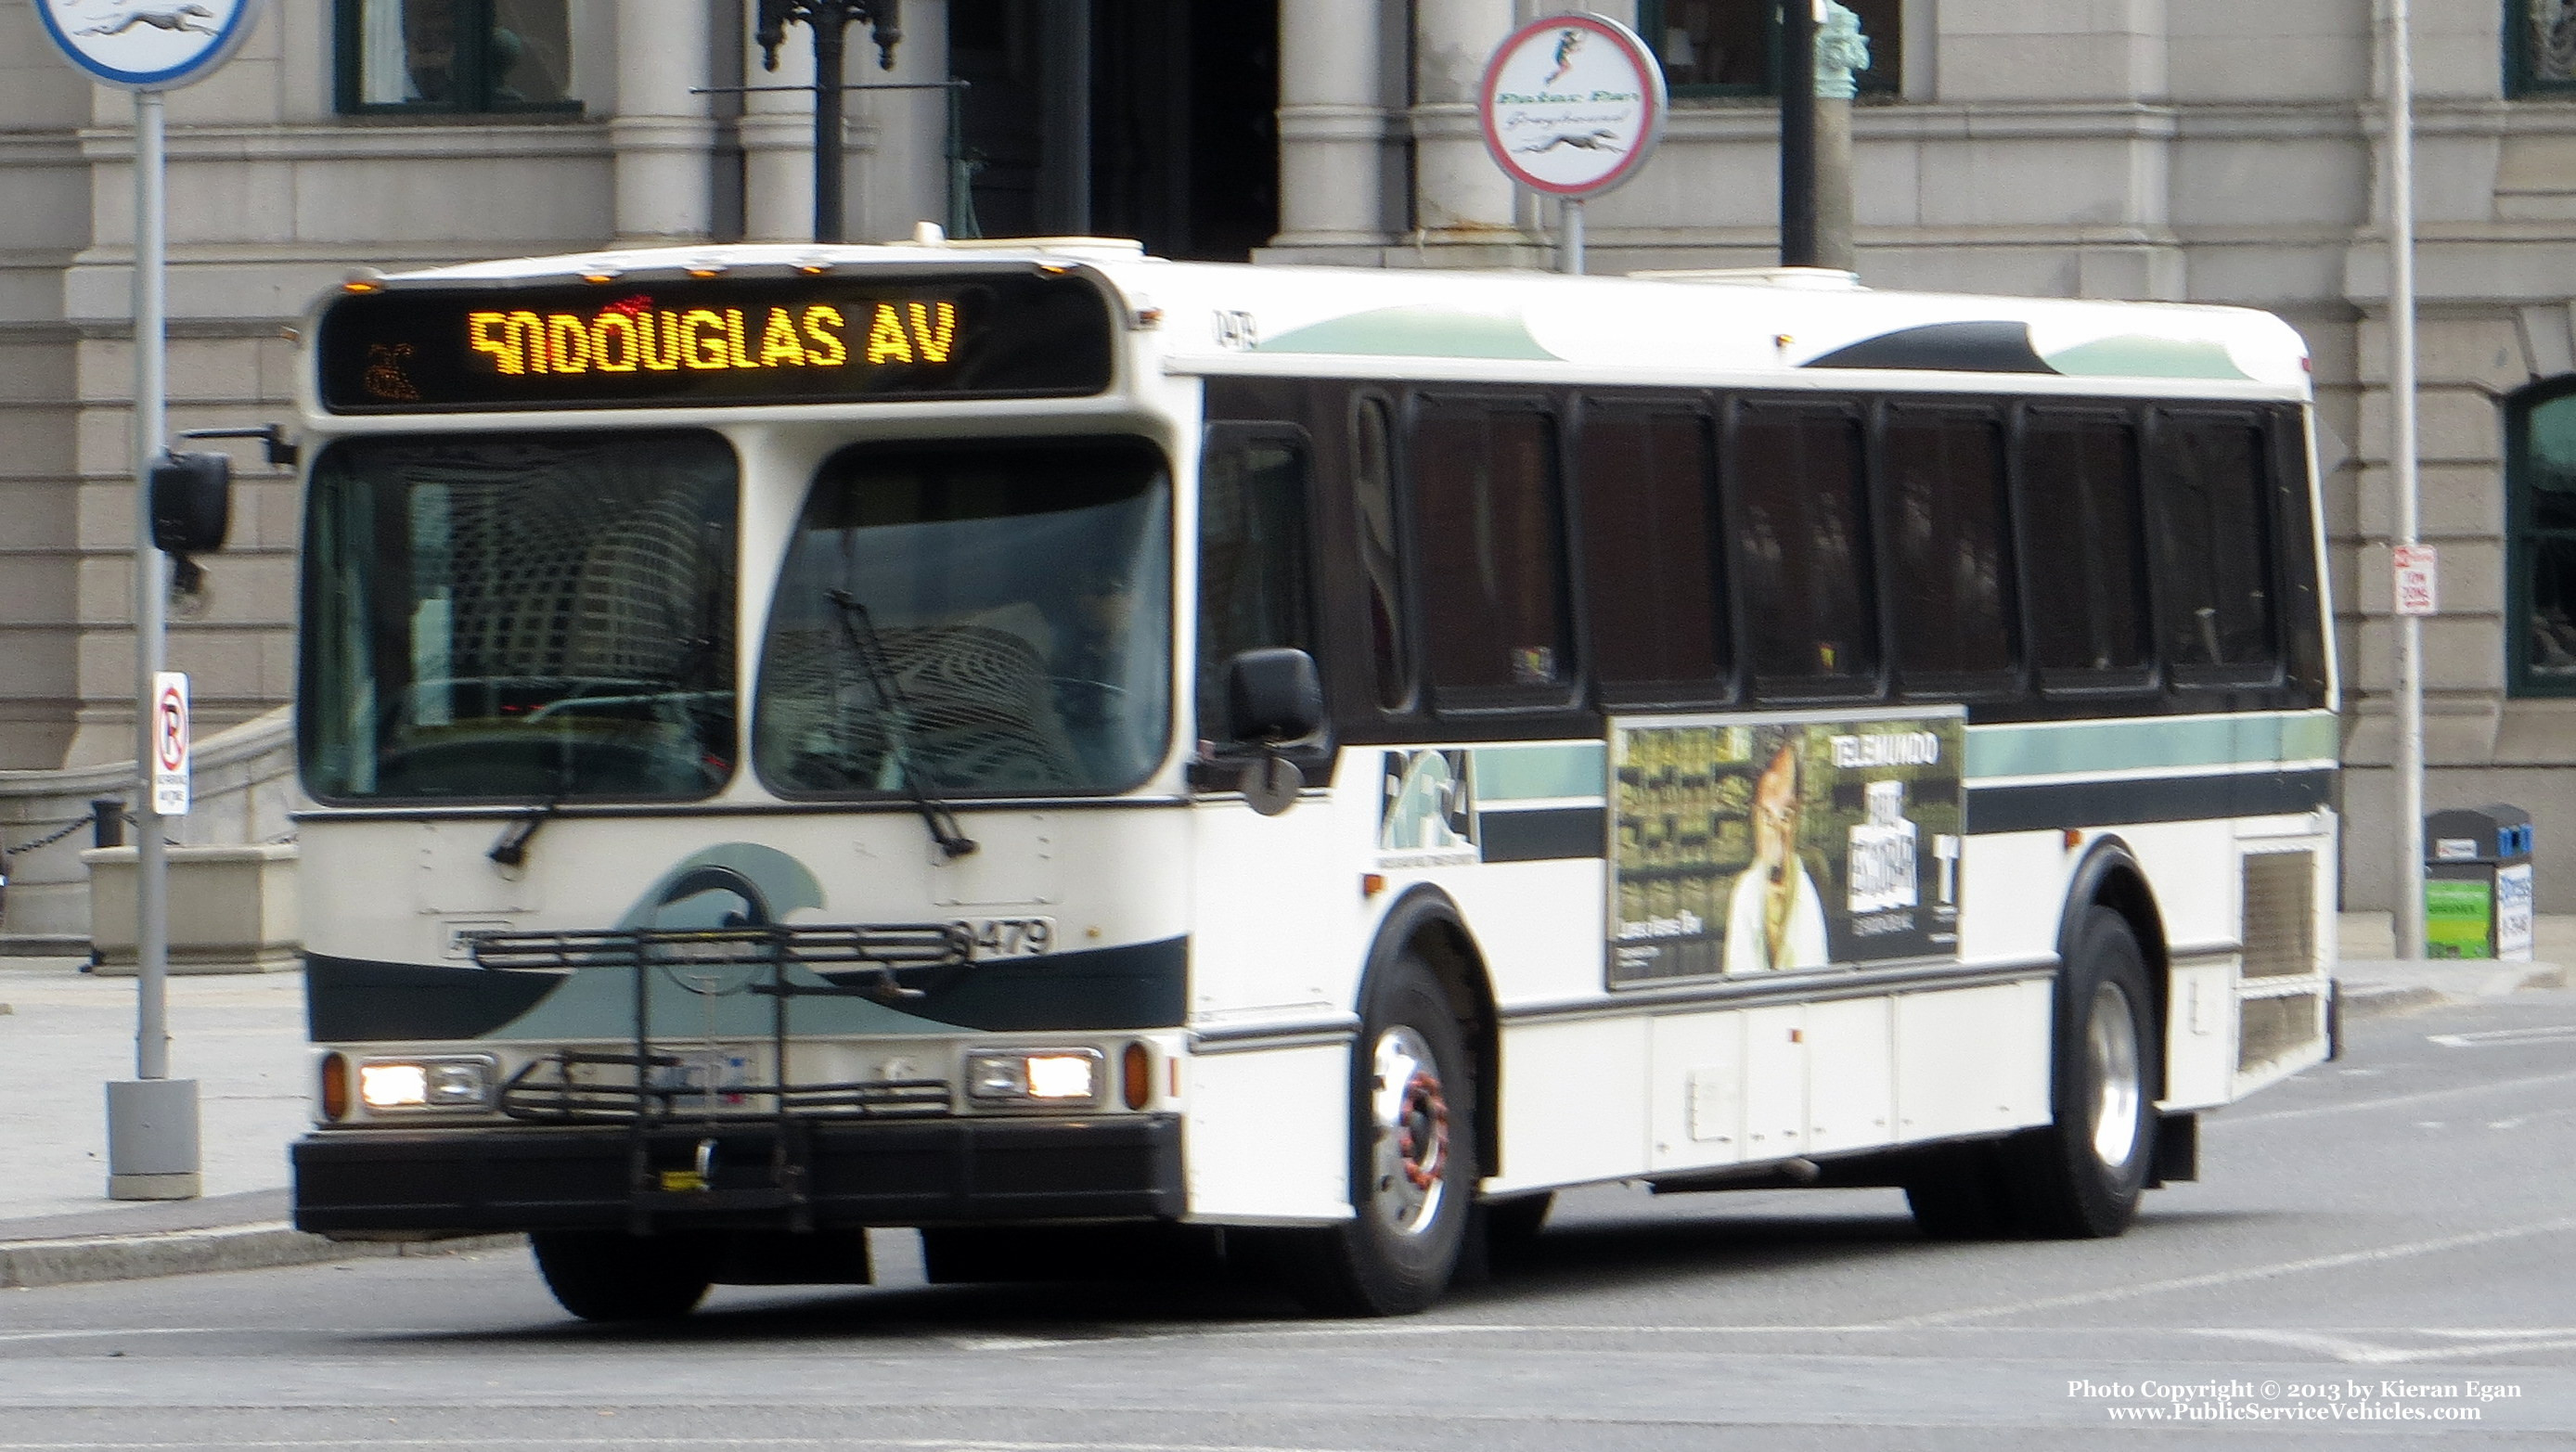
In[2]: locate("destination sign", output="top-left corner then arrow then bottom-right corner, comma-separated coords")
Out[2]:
316,270 -> 1115,413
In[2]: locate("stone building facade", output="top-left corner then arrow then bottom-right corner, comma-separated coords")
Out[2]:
4,0 -> 2573,922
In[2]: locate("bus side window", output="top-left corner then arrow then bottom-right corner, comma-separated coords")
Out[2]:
1197,427 -> 1317,743
1410,402 -> 1575,700
2149,411 -> 2280,679
1351,396 -> 1412,711
1731,401 -> 1878,694
1881,405 -> 2016,687
1578,404 -> 1729,701
2269,407 -> 2330,701
2016,410 -> 2152,688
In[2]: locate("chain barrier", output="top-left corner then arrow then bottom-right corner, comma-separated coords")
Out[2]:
2,808 -> 99,858
0,806 -> 218,858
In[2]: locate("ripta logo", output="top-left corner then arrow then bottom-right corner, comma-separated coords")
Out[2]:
1376,750 -> 1478,868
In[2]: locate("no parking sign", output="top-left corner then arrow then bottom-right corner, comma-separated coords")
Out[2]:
152,671 -> 189,816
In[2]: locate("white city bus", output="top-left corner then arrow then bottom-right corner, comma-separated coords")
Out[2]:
286,238 -> 2337,1320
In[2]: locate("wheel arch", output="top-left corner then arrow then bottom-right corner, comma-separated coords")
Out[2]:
2060,835 -> 2170,1100
1360,885 -> 1501,1184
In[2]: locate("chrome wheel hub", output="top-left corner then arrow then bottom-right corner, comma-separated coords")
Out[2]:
2088,981 -> 2143,1169
1370,1026 -> 1449,1236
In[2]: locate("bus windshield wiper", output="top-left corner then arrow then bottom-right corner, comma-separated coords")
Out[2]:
489,749 -> 576,868
826,589 -> 977,861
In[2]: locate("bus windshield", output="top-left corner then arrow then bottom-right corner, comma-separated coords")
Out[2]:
299,430 -> 739,802
754,437 -> 1172,797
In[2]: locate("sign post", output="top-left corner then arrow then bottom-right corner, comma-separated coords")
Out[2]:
37,0 -> 269,1201
2385,0 -> 2428,960
1477,14 -> 1667,276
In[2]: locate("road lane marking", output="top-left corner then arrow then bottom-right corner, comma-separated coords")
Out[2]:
2196,1325 -> 2576,1366
1881,1214 -> 2576,1327
0,1436 -> 1385,1451
0,1330 -> 226,1344
2217,1068 -> 2576,1125
2430,1025 -> 2576,1047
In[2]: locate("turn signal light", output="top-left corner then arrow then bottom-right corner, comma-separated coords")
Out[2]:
319,1051 -> 349,1122
1122,1042 -> 1151,1111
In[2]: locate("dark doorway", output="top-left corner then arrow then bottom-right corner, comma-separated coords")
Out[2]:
950,0 -> 1279,261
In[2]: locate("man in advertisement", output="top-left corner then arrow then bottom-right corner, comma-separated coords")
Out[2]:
1723,739 -> 1828,971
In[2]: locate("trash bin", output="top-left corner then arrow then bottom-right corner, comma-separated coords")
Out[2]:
2424,804 -> 2535,961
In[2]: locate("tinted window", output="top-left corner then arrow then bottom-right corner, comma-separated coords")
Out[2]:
2150,413 -> 2278,675
2510,384 -> 2576,693
2016,412 -> 2152,682
299,430 -> 738,802
1578,405 -> 1728,696
1197,430 -> 1315,739
754,439 -> 1171,795
1882,406 -> 2015,682
1352,396 -> 1411,710
1411,404 -> 1573,696
1732,403 -> 1876,691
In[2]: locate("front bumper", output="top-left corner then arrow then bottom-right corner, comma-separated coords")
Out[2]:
292,1114 -> 1183,1237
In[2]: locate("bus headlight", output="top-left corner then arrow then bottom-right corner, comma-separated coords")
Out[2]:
357,1056 -> 496,1111
963,1047 -> 1103,1107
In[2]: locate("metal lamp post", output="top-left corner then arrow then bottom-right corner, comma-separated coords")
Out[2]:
755,0 -> 905,243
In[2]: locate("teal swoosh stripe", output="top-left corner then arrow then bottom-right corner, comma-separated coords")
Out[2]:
1967,713 -> 2339,780
1474,742 -> 1606,802
1255,306 -> 1559,361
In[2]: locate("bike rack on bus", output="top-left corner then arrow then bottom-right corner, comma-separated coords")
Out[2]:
469,922 -> 974,1230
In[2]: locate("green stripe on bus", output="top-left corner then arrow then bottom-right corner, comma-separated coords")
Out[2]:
1473,742 -> 1606,801
1965,712 -> 2338,779
1254,306 -> 1560,361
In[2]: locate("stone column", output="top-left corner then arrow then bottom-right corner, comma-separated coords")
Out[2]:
849,0 -> 948,243
612,0 -> 718,246
1410,0 -> 1534,265
1272,0 -> 1389,255
740,8 -> 818,242
1814,0 -> 1871,273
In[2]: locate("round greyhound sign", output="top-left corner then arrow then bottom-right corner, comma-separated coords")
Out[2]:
1478,12 -> 1668,198
35,0 -> 268,91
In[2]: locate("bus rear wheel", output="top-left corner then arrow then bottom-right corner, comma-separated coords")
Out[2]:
1279,953 -> 1477,1317
531,1230 -> 714,1321
2010,906 -> 2158,1239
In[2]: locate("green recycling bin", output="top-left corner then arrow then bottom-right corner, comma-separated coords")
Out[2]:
2424,804 -> 2535,961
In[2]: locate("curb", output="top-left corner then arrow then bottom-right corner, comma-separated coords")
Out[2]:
0,1224 -> 523,1290
2333,983 -> 2453,1022
2333,963 -> 2567,1025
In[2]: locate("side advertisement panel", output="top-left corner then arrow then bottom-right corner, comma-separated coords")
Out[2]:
1609,708 -> 1965,984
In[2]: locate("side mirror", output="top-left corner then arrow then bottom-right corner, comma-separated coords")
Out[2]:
1225,648 -> 1323,744
148,451 -> 231,555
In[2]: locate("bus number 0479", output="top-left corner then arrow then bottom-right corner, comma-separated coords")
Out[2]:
956,918 -> 1053,957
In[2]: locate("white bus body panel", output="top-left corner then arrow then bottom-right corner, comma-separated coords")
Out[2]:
1182,1044 -> 1353,1223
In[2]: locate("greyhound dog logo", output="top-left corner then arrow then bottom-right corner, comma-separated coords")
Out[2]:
1516,128 -> 1625,156
75,3 -> 221,36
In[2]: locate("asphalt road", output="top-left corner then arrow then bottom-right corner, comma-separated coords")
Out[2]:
6,989 -> 2576,1451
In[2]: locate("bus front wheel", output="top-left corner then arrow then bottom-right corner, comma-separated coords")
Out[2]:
2011,906 -> 2158,1239
1280,952 -> 1478,1317
531,1230 -> 714,1321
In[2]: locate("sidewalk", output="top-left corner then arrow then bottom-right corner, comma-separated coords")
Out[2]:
0,955 -> 505,1289
2,919 -> 2568,1289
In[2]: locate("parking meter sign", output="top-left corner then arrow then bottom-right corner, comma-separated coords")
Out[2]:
2394,544 -> 2438,616
152,672 -> 189,816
